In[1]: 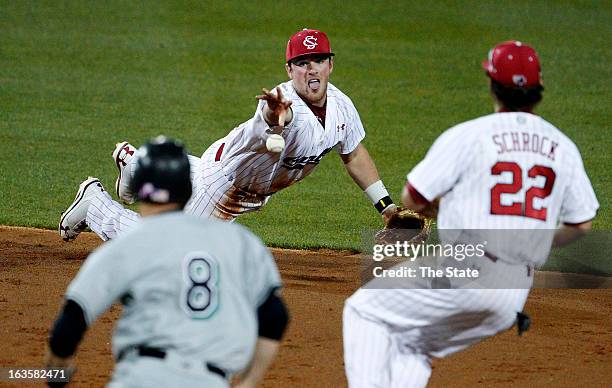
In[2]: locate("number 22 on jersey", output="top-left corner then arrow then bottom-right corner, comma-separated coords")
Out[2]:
490,161 -> 556,221
181,252 -> 220,319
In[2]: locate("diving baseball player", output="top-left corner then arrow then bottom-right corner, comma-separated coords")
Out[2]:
47,137 -> 289,387
343,41 -> 599,387
59,28 -> 398,242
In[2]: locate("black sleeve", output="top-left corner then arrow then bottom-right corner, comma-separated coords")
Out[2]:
257,288 -> 289,340
48,299 -> 88,358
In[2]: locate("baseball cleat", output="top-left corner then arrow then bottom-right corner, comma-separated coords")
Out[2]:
112,141 -> 137,204
59,177 -> 106,242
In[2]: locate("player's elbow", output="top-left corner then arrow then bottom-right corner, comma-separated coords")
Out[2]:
566,220 -> 593,232
553,220 -> 593,247
257,290 -> 289,341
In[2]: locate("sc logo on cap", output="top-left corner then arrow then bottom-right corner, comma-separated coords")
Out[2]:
303,36 -> 318,50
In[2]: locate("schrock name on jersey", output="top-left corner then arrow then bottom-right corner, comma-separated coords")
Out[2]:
281,144 -> 336,170
492,131 -> 558,161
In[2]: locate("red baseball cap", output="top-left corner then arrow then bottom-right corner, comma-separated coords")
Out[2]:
483,40 -> 542,88
286,29 -> 334,63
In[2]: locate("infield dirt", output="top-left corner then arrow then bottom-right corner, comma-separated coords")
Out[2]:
1,226 -> 610,387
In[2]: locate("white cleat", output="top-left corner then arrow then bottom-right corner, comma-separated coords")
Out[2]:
59,177 -> 106,242
112,141 -> 137,204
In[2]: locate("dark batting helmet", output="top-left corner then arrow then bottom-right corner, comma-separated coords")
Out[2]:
129,136 -> 192,206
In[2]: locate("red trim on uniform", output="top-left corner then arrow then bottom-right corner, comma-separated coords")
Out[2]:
406,182 -> 430,206
215,143 -> 225,162
300,96 -> 327,126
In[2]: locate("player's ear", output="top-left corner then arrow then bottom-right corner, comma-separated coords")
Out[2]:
328,57 -> 334,74
285,63 -> 293,79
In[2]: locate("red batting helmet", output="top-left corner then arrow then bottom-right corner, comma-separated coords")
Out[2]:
286,28 -> 334,63
483,40 -> 542,88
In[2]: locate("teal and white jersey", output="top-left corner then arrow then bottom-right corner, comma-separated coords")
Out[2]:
66,212 -> 281,374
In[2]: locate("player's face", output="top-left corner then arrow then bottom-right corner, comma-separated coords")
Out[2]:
286,55 -> 333,107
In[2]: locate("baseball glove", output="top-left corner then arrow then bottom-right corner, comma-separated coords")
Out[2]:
375,208 -> 432,245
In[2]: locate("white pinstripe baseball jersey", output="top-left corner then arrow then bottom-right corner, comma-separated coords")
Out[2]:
343,111 -> 599,388
85,80 -> 367,238
408,112 -> 599,266
218,80 -> 365,195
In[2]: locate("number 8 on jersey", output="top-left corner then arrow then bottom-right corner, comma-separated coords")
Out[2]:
181,252 -> 220,319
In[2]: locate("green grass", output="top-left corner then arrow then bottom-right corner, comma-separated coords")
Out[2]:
1,1 -> 610,259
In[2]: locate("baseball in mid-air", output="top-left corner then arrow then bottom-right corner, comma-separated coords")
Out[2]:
266,134 -> 285,153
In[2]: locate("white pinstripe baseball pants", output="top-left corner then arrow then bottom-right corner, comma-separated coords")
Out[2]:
343,304 -> 432,388
86,140 -> 268,240
343,260 -> 531,388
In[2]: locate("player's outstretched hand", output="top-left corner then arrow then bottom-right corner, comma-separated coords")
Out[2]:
256,87 -> 293,126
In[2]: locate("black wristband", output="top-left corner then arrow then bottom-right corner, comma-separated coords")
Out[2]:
374,196 -> 394,213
